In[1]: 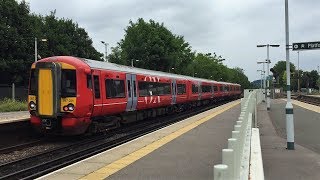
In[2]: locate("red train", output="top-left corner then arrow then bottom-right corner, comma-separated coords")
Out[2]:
28,56 -> 241,135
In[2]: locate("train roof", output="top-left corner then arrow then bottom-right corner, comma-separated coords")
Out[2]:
83,58 -> 240,86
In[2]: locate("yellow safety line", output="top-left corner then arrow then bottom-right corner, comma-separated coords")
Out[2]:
291,100 -> 320,113
80,101 -> 240,180
282,99 -> 320,113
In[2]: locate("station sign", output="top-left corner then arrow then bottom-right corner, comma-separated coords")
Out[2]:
292,41 -> 320,51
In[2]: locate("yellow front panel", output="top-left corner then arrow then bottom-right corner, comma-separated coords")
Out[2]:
38,69 -> 53,116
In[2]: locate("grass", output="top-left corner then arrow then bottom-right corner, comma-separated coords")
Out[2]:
0,98 -> 28,112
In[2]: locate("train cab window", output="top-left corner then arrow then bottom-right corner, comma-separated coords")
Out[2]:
202,85 -> 212,93
29,69 -> 36,95
87,75 -> 92,89
105,79 -> 125,98
177,84 -> 186,95
192,84 -> 198,94
213,86 -> 218,92
93,75 -> 100,98
61,70 -> 77,97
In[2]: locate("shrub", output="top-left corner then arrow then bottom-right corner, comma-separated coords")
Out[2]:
0,98 -> 28,112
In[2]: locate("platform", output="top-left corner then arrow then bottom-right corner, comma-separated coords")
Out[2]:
260,99 -> 320,180
0,111 -> 29,124
36,98 -> 320,179
38,100 -> 241,180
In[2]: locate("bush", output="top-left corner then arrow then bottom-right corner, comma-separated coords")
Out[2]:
0,98 -> 28,112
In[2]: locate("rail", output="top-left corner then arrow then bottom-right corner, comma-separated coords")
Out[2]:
214,89 -> 264,180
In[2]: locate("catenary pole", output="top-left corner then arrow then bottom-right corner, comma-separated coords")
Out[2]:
285,0 -> 294,150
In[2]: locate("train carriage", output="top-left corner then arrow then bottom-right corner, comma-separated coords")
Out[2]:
28,56 -> 241,135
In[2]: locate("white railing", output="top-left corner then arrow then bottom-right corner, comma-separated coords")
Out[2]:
214,89 -> 264,180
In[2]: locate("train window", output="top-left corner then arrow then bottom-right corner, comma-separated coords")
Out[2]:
192,84 -> 198,94
87,75 -> 92,89
177,84 -> 186,95
93,75 -> 100,98
133,80 -> 137,97
29,69 -> 36,95
138,82 -> 149,96
61,70 -> 77,97
105,79 -> 125,98
138,81 -> 171,96
127,80 -> 131,98
202,85 -> 212,93
213,86 -> 218,92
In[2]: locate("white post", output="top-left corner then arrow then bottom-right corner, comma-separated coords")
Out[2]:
285,0 -> 294,150
222,149 -> 234,179
228,138 -> 238,179
214,164 -> 228,180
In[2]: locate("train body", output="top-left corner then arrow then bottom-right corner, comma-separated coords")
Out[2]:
28,56 -> 241,135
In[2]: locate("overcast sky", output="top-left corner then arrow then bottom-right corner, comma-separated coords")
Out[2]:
24,0 -> 320,81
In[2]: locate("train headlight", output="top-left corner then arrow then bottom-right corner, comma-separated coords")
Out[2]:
63,103 -> 75,112
29,101 -> 36,110
67,103 -> 75,111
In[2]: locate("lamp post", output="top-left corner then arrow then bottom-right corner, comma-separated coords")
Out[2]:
285,0 -> 294,150
257,61 -> 266,102
101,41 -> 109,62
257,70 -> 265,89
34,38 -> 47,62
131,59 -> 139,67
257,44 -> 280,110
297,51 -> 300,93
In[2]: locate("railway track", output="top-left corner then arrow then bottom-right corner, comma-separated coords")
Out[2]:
0,139 -> 46,155
292,94 -> 320,106
0,99 -> 233,179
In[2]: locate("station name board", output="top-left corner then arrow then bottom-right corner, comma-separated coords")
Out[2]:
292,41 -> 320,51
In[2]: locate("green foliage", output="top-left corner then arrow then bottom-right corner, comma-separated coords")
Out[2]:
109,18 -> 251,88
0,0 -> 103,86
272,61 -> 295,88
0,98 -> 27,112
316,78 -> 320,90
110,18 -> 194,73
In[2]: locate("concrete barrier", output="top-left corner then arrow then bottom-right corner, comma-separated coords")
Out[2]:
214,90 -> 264,180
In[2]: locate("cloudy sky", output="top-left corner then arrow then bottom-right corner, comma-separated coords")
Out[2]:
24,0 -> 320,81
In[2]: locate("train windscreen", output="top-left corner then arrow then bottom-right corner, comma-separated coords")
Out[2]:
61,70 -> 77,97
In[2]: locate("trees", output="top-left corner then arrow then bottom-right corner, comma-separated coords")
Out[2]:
110,18 -> 194,73
0,0 -> 103,85
108,18 -> 251,88
272,61 -> 295,88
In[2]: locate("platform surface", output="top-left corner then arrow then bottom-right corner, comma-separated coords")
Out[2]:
39,100 -> 240,180
260,99 -> 320,180
0,111 -> 29,124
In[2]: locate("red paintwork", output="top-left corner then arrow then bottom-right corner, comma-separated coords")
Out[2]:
29,56 -> 241,135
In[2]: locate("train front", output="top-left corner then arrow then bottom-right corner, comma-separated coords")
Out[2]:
28,57 -> 92,135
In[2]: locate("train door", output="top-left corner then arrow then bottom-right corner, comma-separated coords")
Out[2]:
92,70 -> 102,116
171,79 -> 177,104
125,74 -> 137,111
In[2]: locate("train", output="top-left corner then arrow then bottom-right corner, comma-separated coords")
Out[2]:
28,56 -> 241,135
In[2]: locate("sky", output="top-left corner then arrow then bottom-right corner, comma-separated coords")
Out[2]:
23,0 -> 320,81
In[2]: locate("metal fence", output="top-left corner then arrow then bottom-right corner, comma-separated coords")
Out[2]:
214,89 -> 264,180
0,84 -> 28,101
